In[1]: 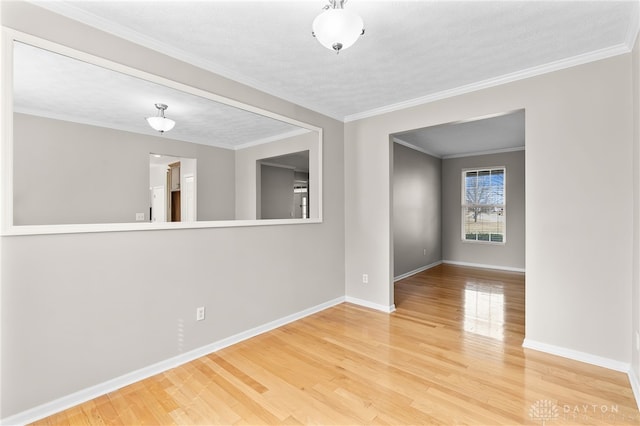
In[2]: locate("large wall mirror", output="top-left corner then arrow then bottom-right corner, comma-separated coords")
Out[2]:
2,30 -> 322,235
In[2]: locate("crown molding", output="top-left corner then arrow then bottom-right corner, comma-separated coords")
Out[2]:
14,107 -> 237,150
393,136 -> 525,160
624,0 -> 640,50
233,128 -> 310,151
442,146 -> 525,160
26,1 -> 640,125
344,43 -> 631,123
29,1 -> 344,122
392,137 -> 441,158
14,108 -> 305,151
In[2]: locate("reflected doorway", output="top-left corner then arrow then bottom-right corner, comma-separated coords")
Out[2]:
150,154 -> 197,223
257,150 -> 309,220
293,180 -> 308,219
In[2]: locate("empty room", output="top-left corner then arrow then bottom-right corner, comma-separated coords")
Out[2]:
2,1 -> 640,425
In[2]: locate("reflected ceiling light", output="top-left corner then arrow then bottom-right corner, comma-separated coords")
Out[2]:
146,103 -> 175,134
312,0 -> 364,54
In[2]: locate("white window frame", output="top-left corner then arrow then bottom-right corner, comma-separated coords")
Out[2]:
461,166 -> 506,244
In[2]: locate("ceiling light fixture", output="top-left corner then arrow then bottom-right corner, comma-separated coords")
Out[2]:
312,0 -> 364,54
146,103 -> 175,134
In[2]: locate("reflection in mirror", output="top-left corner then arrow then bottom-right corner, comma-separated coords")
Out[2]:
9,37 -> 321,230
258,151 -> 309,220
150,154 -> 197,223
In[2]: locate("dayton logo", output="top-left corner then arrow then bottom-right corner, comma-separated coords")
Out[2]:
529,400 -> 559,425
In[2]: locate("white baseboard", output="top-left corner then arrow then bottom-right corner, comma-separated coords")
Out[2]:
522,338 -> 630,373
394,261 -> 442,282
345,296 -> 396,313
629,367 -> 640,411
443,260 -> 525,273
0,297 -> 345,426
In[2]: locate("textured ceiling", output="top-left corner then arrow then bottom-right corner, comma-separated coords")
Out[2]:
13,42 -> 306,149
16,1 -> 640,154
260,151 -> 310,173
36,0 -> 639,123
394,110 -> 525,158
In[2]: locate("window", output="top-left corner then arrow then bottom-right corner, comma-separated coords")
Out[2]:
462,167 -> 505,243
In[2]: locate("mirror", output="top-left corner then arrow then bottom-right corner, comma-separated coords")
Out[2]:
5,34 -> 322,233
149,154 -> 197,223
258,150 -> 310,220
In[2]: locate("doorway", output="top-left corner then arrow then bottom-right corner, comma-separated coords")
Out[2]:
390,109 -> 525,305
256,150 -> 310,220
149,154 -> 197,223
151,186 -> 166,223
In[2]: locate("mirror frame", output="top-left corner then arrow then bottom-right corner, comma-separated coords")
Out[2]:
1,28 -> 323,235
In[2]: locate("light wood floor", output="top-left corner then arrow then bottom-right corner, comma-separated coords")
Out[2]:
33,264 -> 639,425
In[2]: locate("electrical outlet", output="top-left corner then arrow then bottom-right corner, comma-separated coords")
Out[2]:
196,306 -> 205,321
362,274 -> 368,284
135,212 -> 145,221
423,248 -> 427,256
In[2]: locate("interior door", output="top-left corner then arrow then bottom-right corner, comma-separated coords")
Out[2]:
151,186 -> 166,222
183,174 -> 195,222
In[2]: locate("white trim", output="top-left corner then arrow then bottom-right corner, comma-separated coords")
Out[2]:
0,296 -> 346,426
394,144 -> 525,161
13,107 -> 238,151
394,260 -> 442,282
14,107 -> 310,152
26,1 -> 636,124
4,29 -> 319,133
393,110 -> 525,159
259,161 -> 297,171
2,29 -> 324,236
392,137 -> 440,158
2,217 -> 323,237
442,260 -> 525,274
345,296 -> 396,313
344,44 -> 630,123
624,0 -> 640,51
233,128 -> 311,151
460,166 -> 507,244
443,146 -> 525,160
1,30 -> 13,233
0,6 -> 5,425
29,1 -> 344,122
316,128 -> 323,223
522,338 -> 630,373
629,367 -> 640,411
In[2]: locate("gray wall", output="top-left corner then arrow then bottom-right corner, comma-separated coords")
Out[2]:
13,113 -> 236,225
235,131 -> 319,220
392,143 -> 441,277
1,2 -> 345,418
260,164 -> 294,219
632,31 -> 640,391
345,53 -> 632,363
442,150 -> 525,270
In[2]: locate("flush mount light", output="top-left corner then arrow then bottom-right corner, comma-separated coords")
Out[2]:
312,0 -> 364,54
146,103 -> 175,134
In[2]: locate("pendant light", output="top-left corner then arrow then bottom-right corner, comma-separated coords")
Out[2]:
146,103 -> 175,134
312,0 -> 364,53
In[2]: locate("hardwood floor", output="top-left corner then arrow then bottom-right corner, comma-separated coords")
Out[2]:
33,264 -> 639,425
